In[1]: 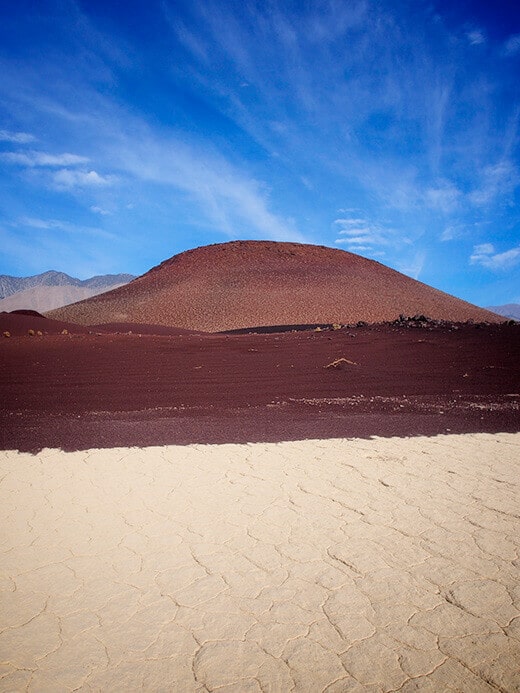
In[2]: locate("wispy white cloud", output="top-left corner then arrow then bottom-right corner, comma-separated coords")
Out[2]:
441,224 -> 465,241
100,121 -> 305,243
18,216 -> 115,239
162,3 -> 210,65
0,31 -> 305,245
471,242 -> 495,256
0,147 -> 111,191
1,151 -> 89,166
159,0 -> 519,246
441,221 -> 493,242
0,0 -> 518,299
51,168 -> 115,189
466,30 -> 486,46
334,217 -> 395,253
470,243 -> 520,270
334,211 -> 426,278
19,217 -> 63,230
469,161 -> 518,206
0,129 -> 35,143
424,181 -> 461,213
334,217 -> 367,227
503,34 -> 520,56
396,251 -> 426,280
90,205 -> 111,215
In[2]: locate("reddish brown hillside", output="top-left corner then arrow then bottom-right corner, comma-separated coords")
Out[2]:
47,241 -> 499,331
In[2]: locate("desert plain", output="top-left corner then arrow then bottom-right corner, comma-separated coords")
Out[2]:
1,242 -> 520,691
1,317 -> 519,692
1,433 -> 519,692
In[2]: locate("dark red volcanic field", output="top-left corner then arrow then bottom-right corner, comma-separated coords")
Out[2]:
2,243 -> 517,452
1,313 -> 518,452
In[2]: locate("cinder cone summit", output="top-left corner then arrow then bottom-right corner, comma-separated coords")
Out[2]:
47,241 -> 500,331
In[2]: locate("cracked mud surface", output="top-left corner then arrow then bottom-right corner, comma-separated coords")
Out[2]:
1,433 -> 519,691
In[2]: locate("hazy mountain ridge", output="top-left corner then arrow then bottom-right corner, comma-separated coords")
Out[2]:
0,270 -> 135,300
486,304 -> 520,321
0,270 -> 136,313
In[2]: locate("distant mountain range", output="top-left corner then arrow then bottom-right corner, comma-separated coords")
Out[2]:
0,270 -> 136,313
486,304 -> 520,321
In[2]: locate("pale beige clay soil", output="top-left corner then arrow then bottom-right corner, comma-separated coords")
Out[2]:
1,433 -> 519,691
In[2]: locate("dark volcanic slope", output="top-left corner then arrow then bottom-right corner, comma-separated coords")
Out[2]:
0,312 -> 203,337
0,311 -> 91,336
47,241 -> 499,331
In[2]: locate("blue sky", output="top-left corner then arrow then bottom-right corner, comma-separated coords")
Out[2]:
0,0 -> 519,306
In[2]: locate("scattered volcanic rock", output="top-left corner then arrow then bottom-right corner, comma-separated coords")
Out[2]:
0,313 -> 202,337
0,311 -> 91,336
47,241 -> 500,331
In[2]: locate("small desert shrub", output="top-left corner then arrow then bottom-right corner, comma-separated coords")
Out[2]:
332,323 -> 342,330
28,329 -> 35,336
61,329 -> 69,335
3,331 -> 10,338
37,330 -> 43,336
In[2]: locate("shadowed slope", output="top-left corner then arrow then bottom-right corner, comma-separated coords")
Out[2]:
47,241 -> 499,331
0,312 -> 204,337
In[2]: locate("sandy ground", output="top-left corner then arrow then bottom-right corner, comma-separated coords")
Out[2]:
1,433 -> 519,692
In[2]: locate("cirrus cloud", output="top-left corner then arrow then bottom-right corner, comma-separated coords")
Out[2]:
0,129 -> 35,143
503,34 -> 520,56
466,30 -> 486,46
470,243 -> 520,270
51,168 -> 116,189
1,151 -> 89,167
